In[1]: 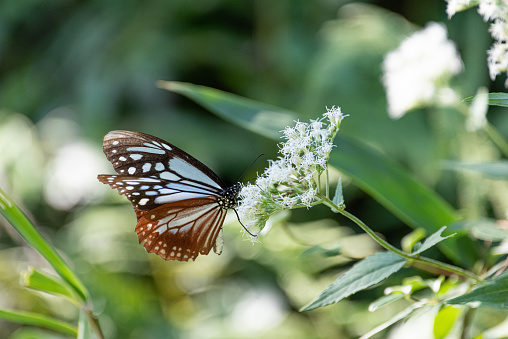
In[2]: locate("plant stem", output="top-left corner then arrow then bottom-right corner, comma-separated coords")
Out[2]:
319,195 -> 480,282
85,306 -> 104,339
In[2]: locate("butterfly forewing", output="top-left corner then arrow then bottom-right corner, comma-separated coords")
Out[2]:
98,130 -> 241,262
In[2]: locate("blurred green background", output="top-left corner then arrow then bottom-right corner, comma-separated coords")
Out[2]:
0,0 -> 506,338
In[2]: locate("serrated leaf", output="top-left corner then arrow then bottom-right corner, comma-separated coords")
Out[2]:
463,92 -> 508,107
443,160 -> 508,179
369,293 -> 406,312
332,178 -> 344,209
446,273 -> 508,308
412,226 -> 454,255
301,252 -> 406,311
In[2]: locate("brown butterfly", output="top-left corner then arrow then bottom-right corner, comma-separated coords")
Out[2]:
97,130 -> 243,261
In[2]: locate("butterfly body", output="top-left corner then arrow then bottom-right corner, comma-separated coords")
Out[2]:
98,130 -> 241,261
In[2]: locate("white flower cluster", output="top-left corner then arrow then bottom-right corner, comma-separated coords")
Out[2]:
382,22 -> 463,119
237,107 -> 346,234
447,0 -> 508,86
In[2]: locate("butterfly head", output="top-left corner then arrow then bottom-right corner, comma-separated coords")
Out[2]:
219,183 -> 242,210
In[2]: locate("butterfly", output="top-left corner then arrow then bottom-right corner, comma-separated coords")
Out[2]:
97,130 -> 248,262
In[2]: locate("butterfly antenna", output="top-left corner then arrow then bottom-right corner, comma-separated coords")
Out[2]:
233,208 -> 258,238
237,153 -> 265,182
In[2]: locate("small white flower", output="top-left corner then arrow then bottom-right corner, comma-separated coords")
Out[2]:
446,0 -> 473,18
382,22 -> 463,119
237,107 -> 346,233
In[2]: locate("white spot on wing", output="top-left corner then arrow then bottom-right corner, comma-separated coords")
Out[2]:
162,143 -> 172,150
126,146 -> 165,154
130,154 -> 143,160
139,198 -> 149,205
142,163 -> 151,172
155,163 -> 164,171
119,156 -> 127,161
169,158 -> 221,188
128,167 -> 136,175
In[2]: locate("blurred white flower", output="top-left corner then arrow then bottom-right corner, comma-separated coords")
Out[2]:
448,0 -> 508,86
237,107 -> 346,234
45,142 -> 108,210
382,22 -> 463,119
467,87 -> 489,131
446,0 -> 473,18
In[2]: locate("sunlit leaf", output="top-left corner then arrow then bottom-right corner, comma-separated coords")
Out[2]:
300,252 -> 406,311
21,267 -> 78,304
463,92 -> 508,107
401,228 -> 426,253
454,219 -> 508,241
412,227 -> 454,255
0,309 -> 77,336
77,309 -> 92,339
443,160 -> 508,179
433,305 -> 461,339
0,188 -> 89,303
446,273 -> 508,308
163,82 -> 475,266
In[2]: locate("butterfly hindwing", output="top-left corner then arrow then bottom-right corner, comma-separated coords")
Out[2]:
134,197 -> 226,261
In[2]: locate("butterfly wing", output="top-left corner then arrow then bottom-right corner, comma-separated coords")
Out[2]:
135,197 -> 226,261
98,130 -> 234,261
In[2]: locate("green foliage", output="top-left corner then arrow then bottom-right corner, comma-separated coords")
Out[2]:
1,1 -> 508,338
300,252 -> 406,311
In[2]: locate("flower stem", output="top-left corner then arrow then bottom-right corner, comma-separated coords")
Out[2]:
319,195 -> 480,282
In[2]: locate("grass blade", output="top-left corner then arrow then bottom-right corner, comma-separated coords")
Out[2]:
0,188 -> 89,303
0,309 -> 77,336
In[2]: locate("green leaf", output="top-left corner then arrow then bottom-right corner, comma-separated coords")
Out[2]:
332,178 -> 344,208
401,228 -> 426,253
464,92 -> 508,107
21,267 -> 78,304
412,226 -> 454,255
433,305 -> 461,339
369,293 -> 406,312
359,301 -> 426,339
453,219 -> 508,241
300,252 -> 406,311
443,160 -> 508,179
158,81 -> 296,139
446,273 -> 508,308
0,309 -> 77,336
165,82 -> 475,266
0,188 -> 89,303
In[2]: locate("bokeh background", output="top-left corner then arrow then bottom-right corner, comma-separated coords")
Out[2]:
0,1 -> 506,338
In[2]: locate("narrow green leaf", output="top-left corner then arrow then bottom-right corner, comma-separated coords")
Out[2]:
332,178 -> 344,208
433,305 -> 461,339
300,252 -> 406,311
0,188 -> 89,303
446,274 -> 508,308
412,226 -> 454,255
157,81 -> 296,139
164,82 -> 475,266
359,301 -> 425,339
443,160 -> 508,179
0,309 -> 77,336
369,293 -> 406,312
21,267 -> 78,304
463,92 -> 508,107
